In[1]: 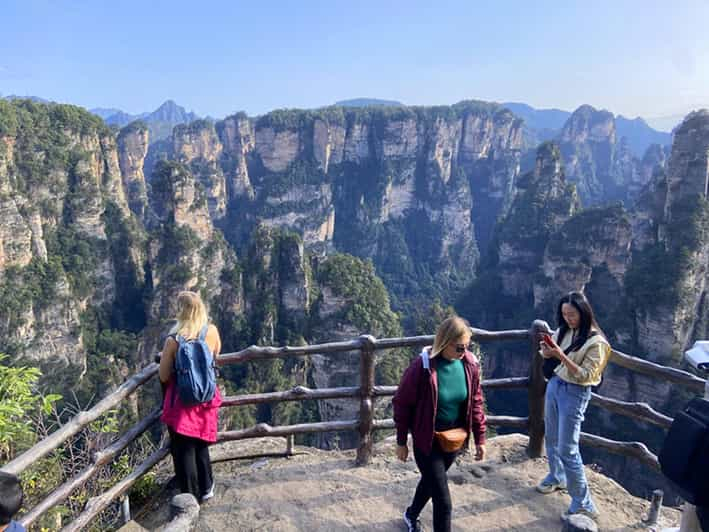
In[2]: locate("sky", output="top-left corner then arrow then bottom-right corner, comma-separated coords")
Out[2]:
2,0 -> 708,124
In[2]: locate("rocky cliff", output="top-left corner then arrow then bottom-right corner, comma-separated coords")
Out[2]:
555,105 -> 672,207
468,110 -> 709,367
0,100 -> 144,391
458,110 -> 709,500
626,109 -> 709,362
117,121 -> 150,219
140,158 -> 242,361
207,103 -> 527,310
5,97 -> 709,505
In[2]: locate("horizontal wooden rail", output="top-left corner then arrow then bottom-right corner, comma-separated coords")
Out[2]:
221,386 -> 361,407
610,349 -> 705,394
487,415 -> 529,428
61,443 -> 171,532
372,419 -> 395,430
16,324 -> 709,530
373,328 -> 529,350
338,416 -> 529,432
219,377 -> 531,409
217,327 -> 530,366
590,393 -> 673,430
20,408 -> 162,528
217,420 -> 361,442
481,377 -> 530,389
217,339 -> 363,365
2,363 -> 159,476
372,377 -> 529,398
580,432 -> 659,471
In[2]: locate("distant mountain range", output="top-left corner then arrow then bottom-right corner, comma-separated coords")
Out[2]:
644,114 -> 688,133
501,102 -> 570,131
502,101 -> 672,157
334,98 -> 404,107
2,94 -> 51,104
89,100 -> 200,141
0,95 -> 201,143
614,115 -> 672,156
0,93 -> 684,154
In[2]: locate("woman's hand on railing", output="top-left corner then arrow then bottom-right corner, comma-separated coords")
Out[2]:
396,444 -> 409,462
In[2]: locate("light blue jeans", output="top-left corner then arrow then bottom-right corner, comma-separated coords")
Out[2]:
543,376 -> 597,514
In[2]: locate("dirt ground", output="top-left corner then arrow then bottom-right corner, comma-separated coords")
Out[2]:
137,433 -> 681,531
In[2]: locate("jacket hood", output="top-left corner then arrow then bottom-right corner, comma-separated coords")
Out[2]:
419,347 -> 479,370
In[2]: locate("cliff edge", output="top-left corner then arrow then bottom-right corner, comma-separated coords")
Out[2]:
136,433 -> 680,531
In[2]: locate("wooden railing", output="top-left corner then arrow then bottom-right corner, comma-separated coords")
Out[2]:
2,320 -> 706,531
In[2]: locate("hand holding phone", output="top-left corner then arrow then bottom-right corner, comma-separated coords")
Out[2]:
541,334 -> 554,347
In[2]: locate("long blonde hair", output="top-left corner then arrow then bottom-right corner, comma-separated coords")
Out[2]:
171,291 -> 208,339
431,316 -> 471,358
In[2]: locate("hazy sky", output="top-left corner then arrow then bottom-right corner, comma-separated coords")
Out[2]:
2,0 -> 708,121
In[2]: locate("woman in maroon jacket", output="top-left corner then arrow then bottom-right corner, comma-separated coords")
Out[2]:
393,316 -> 486,532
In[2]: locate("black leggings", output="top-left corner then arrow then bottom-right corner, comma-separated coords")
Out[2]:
410,440 -> 458,532
169,429 -> 213,500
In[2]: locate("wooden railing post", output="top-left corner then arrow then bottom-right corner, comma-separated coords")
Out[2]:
286,434 -> 294,456
121,496 -> 131,524
528,320 -> 551,458
356,334 -> 376,466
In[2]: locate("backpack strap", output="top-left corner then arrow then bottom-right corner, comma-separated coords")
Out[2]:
198,324 -> 209,342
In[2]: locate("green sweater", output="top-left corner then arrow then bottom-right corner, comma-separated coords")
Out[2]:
435,357 -> 468,428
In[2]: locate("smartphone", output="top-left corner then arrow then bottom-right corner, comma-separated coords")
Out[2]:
541,334 -> 554,347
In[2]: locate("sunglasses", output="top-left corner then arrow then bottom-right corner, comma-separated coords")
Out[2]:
454,343 -> 473,354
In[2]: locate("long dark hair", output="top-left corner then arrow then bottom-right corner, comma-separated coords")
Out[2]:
557,291 -> 604,351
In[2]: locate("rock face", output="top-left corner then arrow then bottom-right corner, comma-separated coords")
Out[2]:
0,100 -> 142,387
463,111 -> 709,501
216,113 -> 254,200
496,143 -> 579,299
626,109 -> 709,361
309,254 -> 403,449
557,105 -> 667,207
172,120 -> 228,220
474,111 -> 709,367
7,97 -> 709,508
142,159 -> 242,359
207,103 -> 526,308
534,205 -> 633,318
117,122 -> 150,219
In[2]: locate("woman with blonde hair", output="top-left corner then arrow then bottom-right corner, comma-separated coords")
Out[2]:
160,291 -> 222,502
393,316 -> 487,532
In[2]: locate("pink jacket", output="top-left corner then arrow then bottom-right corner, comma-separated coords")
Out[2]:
161,378 -> 222,442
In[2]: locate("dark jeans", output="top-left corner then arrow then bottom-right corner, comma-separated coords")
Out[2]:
409,440 -> 458,532
169,429 -> 213,500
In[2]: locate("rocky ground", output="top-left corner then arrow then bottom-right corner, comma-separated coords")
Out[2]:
135,433 -> 680,531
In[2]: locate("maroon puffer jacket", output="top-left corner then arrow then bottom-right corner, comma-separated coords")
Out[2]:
392,349 -> 486,455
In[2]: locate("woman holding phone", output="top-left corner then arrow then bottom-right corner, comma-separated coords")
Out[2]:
537,291 -> 611,522
393,316 -> 486,532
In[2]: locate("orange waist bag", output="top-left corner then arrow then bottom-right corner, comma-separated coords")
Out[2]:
434,427 -> 468,452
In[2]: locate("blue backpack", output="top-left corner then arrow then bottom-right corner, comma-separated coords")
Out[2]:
174,324 -> 217,405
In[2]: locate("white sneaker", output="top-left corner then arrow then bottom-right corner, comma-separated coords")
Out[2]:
561,508 -> 600,522
535,480 -> 566,494
201,483 -> 214,502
